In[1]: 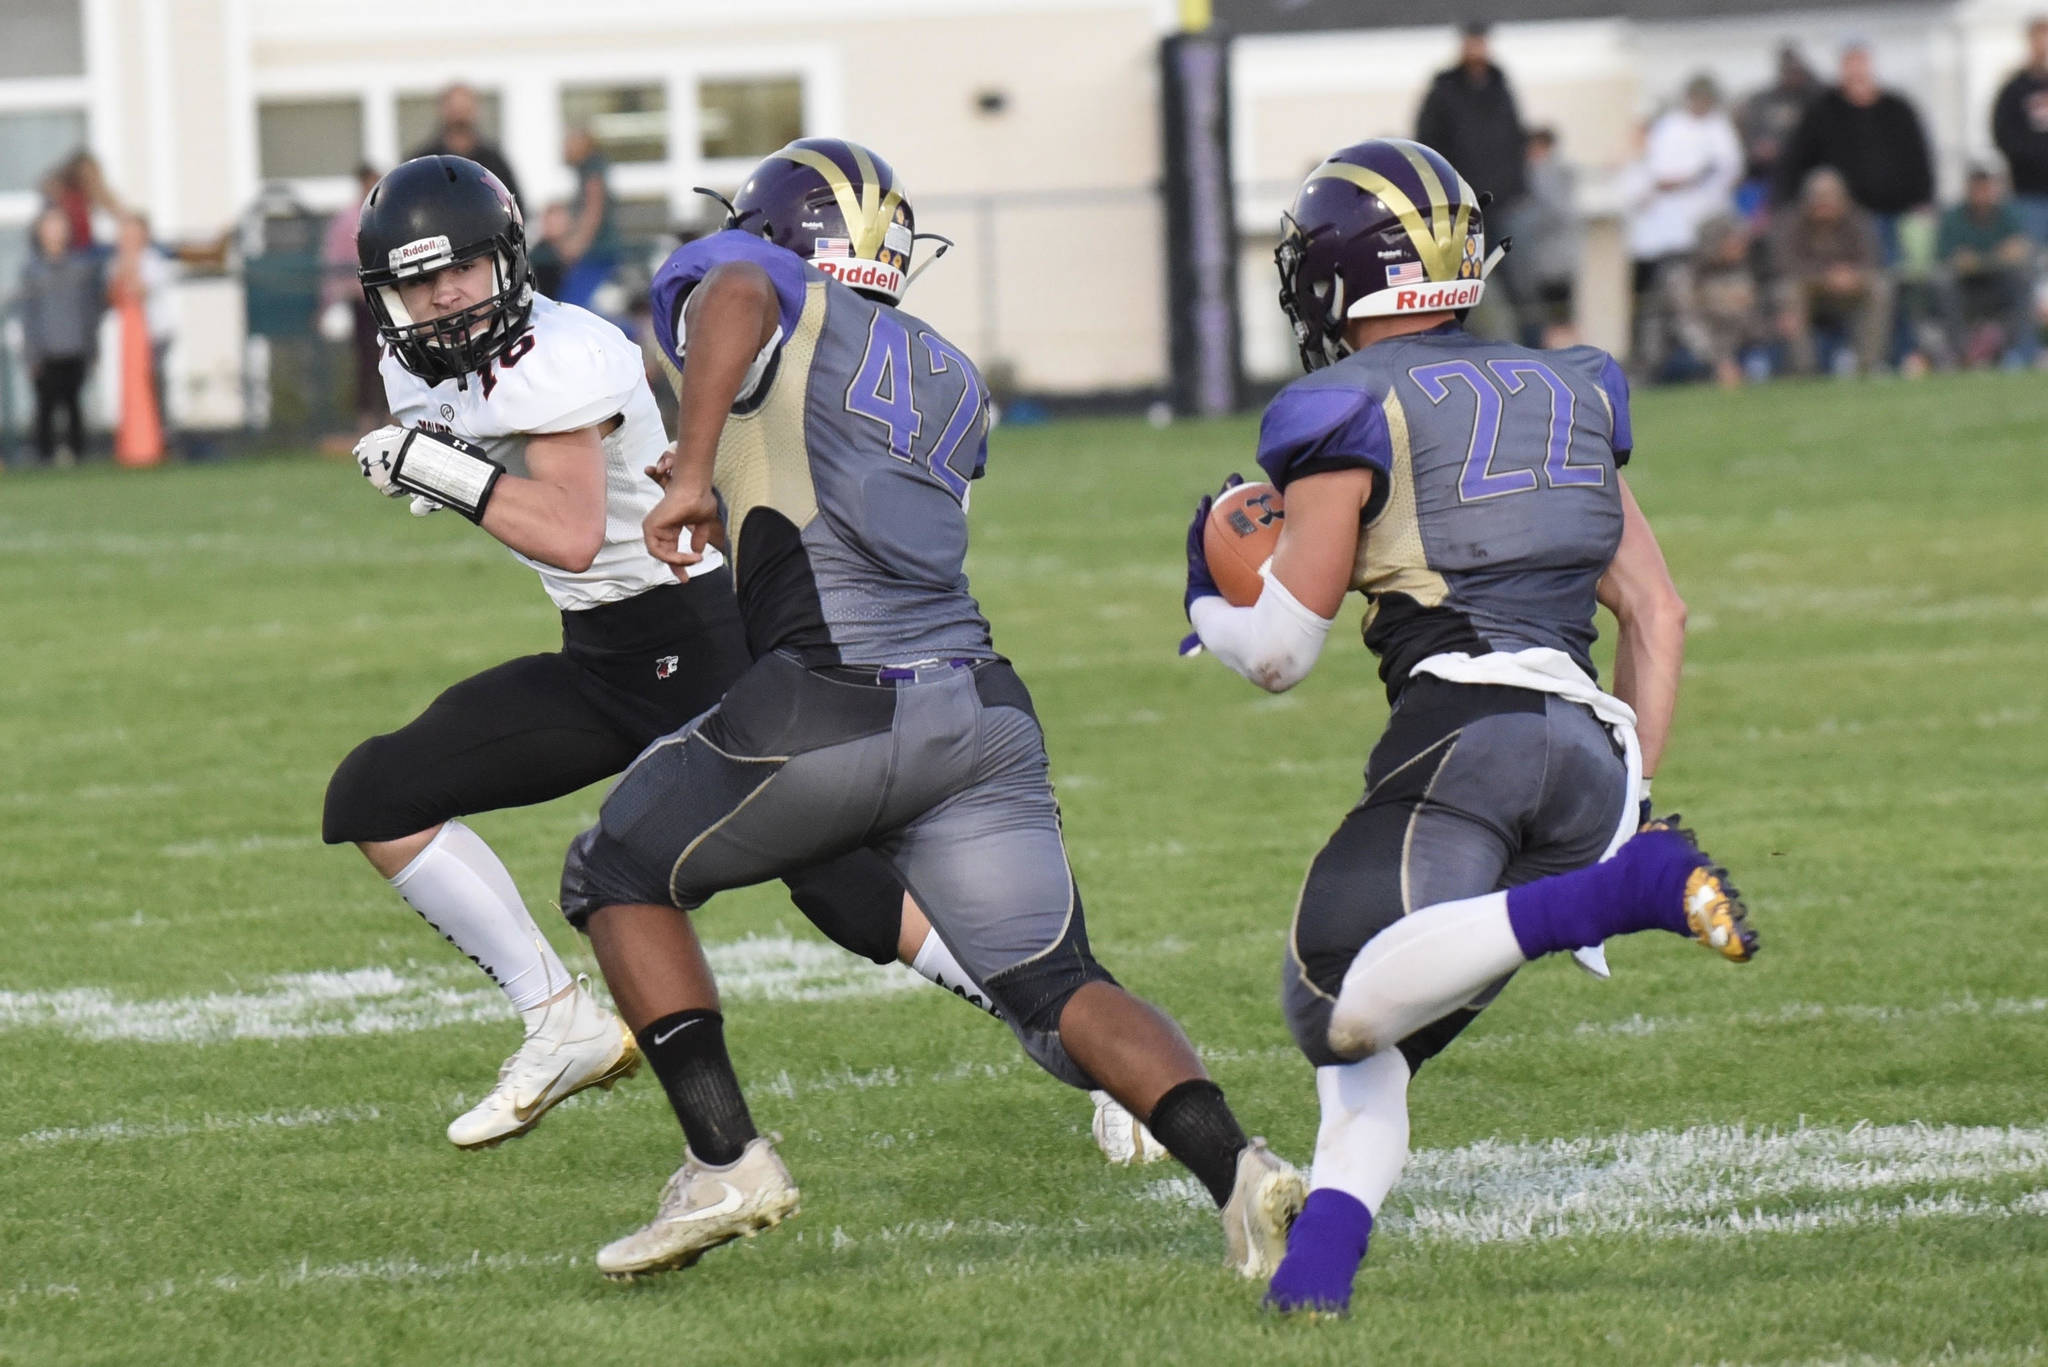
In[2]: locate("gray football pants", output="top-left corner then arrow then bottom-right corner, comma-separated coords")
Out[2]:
1283,678 -> 1629,1070
561,651 -> 1111,1087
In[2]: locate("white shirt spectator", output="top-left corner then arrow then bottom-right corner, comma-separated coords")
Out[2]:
1627,104 -> 1743,261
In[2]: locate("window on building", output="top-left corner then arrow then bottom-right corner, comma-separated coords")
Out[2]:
396,89 -> 503,157
0,0 -> 85,80
698,77 -> 803,161
561,84 -> 666,164
258,98 -> 366,180
0,108 -> 89,195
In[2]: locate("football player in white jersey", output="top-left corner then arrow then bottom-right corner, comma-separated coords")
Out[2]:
326,156 -> 1158,1159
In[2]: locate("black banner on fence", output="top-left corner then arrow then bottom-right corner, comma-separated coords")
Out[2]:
1159,31 -> 1242,418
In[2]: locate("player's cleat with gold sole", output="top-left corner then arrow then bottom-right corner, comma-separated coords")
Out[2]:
447,977 -> 641,1150
1644,818 -> 1758,963
597,1134 -> 800,1282
1222,1139 -> 1309,1279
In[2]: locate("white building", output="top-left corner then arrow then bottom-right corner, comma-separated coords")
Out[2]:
2,0 -> 2044,431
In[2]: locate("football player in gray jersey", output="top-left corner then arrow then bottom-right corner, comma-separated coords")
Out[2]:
1181,139 -> 1759,1314
556,139 -> 1304,1282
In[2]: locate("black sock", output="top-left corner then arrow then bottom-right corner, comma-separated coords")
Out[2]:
634,1009 -> 757,1166
1146,1079 -> 1249,1206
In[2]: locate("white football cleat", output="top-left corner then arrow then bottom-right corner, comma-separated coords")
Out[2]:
1090,1090 -> 1170,1164
597,1134 -> 801,1281
446,975 -> 640,1150
1571,943 -> 1612,979
1222,1138 -> 1308,1279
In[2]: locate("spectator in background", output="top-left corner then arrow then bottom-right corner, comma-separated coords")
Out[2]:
1669,215 -> 1773,387
1417,23 -> 1527,336
1512,128 -> 1580,347
555,126 -> 619,311
15,207 -> 103,466
1991,17 -> 2048,247
1772,167 -> 1890,375
410,84 -> 524,212
1735,43 -> 1820,213
1626,75 -> 1743,376
321,163 -> 386,433
39,150 -> 122,252
1934,166 -> 2039,368
527,201 -> 571,301
1774,42 -> 1934,260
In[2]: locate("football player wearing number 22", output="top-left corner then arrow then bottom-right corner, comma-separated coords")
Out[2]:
322,155 -> 1055,1155
1181,139 -> 1761,1315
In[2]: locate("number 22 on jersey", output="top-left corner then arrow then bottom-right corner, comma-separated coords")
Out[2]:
1410,358 -> 1608,503
844,313 -> 987,503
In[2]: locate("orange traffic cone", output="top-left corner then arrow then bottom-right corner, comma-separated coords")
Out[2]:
113,284 -> 162,467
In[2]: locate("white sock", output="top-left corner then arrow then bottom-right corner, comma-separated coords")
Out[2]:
1327,890 -> 1523,1060
388,820 -> 569,1021
909,929 -> 1003,1019
1309,1051 -> 1411,1213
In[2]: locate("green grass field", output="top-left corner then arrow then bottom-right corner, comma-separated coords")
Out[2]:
2,372 -> 2045,1366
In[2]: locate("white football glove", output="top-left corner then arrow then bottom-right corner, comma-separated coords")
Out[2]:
353,425 -> 410,498
408,495 -> 444,517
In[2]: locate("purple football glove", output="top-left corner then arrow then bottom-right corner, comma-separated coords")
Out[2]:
1180,473 -> 1245,656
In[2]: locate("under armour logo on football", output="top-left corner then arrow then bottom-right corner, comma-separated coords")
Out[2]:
1228,494 -> 1283,534
655,655 -> 680,680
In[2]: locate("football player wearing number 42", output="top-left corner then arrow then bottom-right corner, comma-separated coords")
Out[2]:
325,155 -> 1145,1158
1181,139 -> 1759,1315
556,138 -> 1296,1282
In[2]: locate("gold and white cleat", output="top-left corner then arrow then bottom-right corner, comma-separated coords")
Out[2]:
446,975 -> 640,1150
1645,818 -> 1758,963
597,1135 -> 800,1281
1222,1139 -> 1308,1279
1090,1090 -> 1171,1165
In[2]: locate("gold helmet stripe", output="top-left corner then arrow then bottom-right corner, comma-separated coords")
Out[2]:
1310,157 -> 1474,280
772,143 -> 901,259
1392,143 -> 1477,275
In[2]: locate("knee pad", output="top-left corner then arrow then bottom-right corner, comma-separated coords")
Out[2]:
558,824 -> 673,930
1007,1020 -> 1098,1091
322,735 -> 420,845
981,933 -> 1118,1038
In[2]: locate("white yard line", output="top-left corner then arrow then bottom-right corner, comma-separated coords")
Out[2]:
8,1119 -> 2045,1304
0,936 -> 921,1044
15,1104 -> 385,1148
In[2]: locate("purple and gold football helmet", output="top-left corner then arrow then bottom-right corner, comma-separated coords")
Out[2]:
715,138 -> 932,305
1275,138 -> 1507,371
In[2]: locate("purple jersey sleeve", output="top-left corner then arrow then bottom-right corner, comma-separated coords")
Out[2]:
1597,352 -> 1633,466
1254,382 -> 1394,491
647,230 -> 810,370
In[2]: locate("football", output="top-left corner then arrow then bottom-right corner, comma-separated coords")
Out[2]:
1203,481 -> 1285,606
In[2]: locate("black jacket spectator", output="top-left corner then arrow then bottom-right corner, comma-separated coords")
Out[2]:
1775,88 -> 1933,214
1416,62 -> 1527,206
1992,67 -> 2048,196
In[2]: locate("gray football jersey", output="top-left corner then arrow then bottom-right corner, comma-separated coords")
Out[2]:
1255,324 -> 1632,695
649,231 -> 995,665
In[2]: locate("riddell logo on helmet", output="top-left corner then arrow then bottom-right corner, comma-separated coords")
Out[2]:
815,258 -> 904,295
390,235 -> 452,271
1393,281 -> 1482,311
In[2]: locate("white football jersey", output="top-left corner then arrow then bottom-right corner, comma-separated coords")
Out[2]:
381,295 -> 714,611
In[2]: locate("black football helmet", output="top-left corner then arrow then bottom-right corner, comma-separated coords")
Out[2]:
356,155 -> 532,384
710,138 -> 938,305
1274,138 -> 1505,372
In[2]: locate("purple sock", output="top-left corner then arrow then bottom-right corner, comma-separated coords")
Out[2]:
1264,1189 -> 1372,1314
1504,828 -> 1697,958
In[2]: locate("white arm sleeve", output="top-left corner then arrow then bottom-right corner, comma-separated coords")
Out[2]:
1189,575 -> 1336,693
